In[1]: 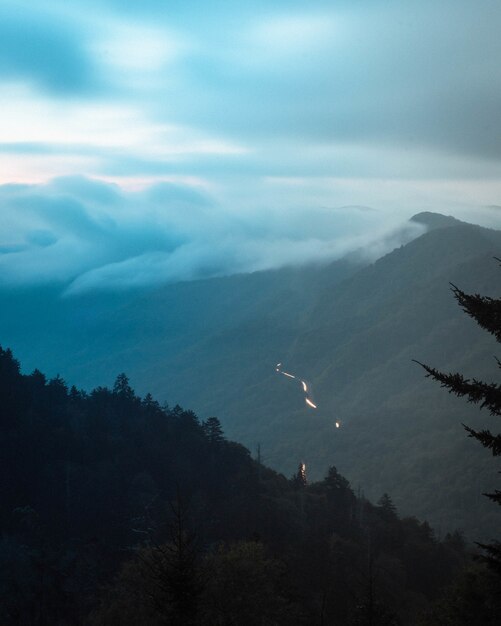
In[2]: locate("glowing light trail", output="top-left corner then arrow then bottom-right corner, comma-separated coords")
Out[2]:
275,363 -> 317,409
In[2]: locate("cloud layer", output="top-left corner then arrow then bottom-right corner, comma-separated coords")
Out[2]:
0,0 -> 500,289
0,177 -> 425,294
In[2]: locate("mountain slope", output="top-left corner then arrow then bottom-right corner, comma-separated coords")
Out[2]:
1,213 -> 500,539
0,257 -> 360,389
136,216 -> 501,539
221,220 -> 501,538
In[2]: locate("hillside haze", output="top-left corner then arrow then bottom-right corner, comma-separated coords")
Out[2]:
1,212 -> 500,539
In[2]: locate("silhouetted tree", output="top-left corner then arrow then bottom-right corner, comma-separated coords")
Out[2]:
377,493 -> 397,522
416,267 -> 501,574
113,373 -> 134,400
323,465 -> 351,491
202,416 -> 225,446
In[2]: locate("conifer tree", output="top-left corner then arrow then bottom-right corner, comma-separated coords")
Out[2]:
292,462 -> 307,488
377,493 -> 397,522
202,416 -> 225,446
113,373 -> 134,399
416,268 -> 501,574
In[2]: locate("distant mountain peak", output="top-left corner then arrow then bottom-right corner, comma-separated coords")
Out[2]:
410,212 -> 464,230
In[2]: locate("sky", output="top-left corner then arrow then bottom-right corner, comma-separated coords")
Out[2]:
1,0 -> 501,291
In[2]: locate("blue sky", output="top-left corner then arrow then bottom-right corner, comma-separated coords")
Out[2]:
1,0 -> 500,290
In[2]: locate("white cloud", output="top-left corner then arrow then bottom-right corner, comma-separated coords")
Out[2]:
94,24 -> 183,72
0,0 -> 500,282
0,176 -> 426,294
0,84 -> 247,185
249,14 -> 341,56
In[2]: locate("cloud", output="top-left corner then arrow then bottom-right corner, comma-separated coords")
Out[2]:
131,0 -> 501,165
0,0 -> 499,267
0,5 -> 96,94
3,0 -> 501,165
0,176 -> 424,294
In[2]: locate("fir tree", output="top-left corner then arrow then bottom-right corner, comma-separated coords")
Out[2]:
377,493 -> 397,522
323,465 -> 351,492
113,373 -> 134,399
416,267 -> 501,574
202,416 -> 225,446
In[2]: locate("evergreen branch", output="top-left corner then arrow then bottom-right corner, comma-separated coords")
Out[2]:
414,361 -> 501,416
484,490 -> 501,506
463,425 -> 501,456
475,541 -> 501,576
450,283 -> 501,342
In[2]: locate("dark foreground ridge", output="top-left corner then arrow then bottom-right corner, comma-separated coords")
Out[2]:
1,346 -> 500,624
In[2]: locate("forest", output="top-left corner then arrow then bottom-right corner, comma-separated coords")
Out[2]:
1,344 -> 500,625
2,213 -> 500,542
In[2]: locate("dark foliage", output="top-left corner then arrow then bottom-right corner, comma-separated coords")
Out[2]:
0,347 -> 470,624
451,281 -> 501,343
415,362 -> 501,418
417,262 -> 501,573
418,563 -> 501,625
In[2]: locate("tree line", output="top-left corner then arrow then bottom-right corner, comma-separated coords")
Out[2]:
0,330 -> 499,623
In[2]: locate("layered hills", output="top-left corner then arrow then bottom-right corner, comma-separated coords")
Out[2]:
1,212 -> 500,539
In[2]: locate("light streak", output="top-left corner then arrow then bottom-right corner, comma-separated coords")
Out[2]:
275,363 -> 317,409
335,421 -> 340,428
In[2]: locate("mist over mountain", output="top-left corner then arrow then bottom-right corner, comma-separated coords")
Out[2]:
0,176 -> 424,293
1,212 -> 500,541
4,1 -> 501,621
410,211 -> 463,230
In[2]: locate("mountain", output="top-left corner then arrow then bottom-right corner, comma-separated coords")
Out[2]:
410,211 -> 463,230
0,212 -> 500,540
0,258 -> 364,421
270,218 -> 501,538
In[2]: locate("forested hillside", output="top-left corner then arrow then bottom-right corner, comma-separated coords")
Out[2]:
1,213 -> 500,540
0,347 -> 489,624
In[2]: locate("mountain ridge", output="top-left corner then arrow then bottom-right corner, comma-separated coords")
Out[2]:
410,211 -> 464,230
0,212 -> 500,539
